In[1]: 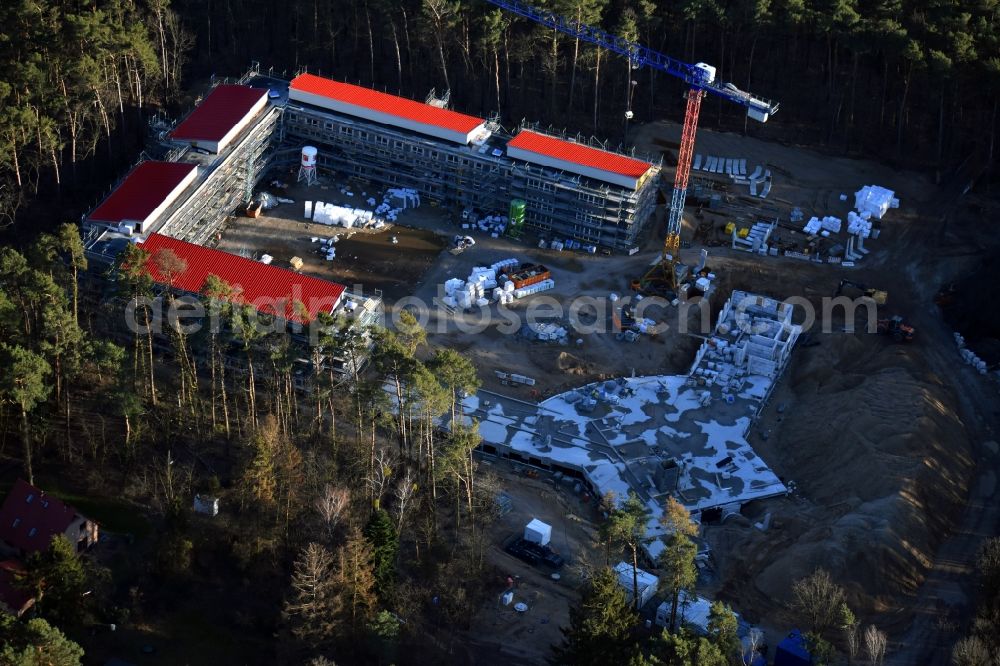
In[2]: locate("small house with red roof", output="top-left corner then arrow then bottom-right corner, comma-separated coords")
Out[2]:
0,480 -> 98,558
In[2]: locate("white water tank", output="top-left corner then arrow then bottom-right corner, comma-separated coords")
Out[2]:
301,145 -> 318,167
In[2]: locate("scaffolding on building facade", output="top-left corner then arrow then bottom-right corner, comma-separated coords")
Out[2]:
282,101 -> 660,249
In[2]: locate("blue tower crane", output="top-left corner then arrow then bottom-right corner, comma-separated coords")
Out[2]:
485,0 -> 779,292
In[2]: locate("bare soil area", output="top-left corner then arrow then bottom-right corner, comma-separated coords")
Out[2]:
216,181 -> 449,301
460,462 -> 604,664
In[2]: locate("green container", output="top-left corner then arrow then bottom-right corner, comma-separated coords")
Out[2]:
509,199 -> 526,226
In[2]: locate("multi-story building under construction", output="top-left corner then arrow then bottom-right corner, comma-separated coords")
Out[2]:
282,73 -> 661,250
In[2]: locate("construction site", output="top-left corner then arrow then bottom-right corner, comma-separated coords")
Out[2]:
68,2 -> 1000,663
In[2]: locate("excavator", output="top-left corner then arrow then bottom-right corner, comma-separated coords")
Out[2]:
877,316 -> 916,343
834,279 -> 888,306
834,279 -> 915,342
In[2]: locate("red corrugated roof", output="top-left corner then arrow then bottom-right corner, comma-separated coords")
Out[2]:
290,73 -> 484,135
140,233 -> 346,324
171,85 -> 267,143
0,480 -> 82,555
508,130 -> 652,179
89,161 -> 196,224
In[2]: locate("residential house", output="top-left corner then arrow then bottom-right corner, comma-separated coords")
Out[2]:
0,479 -> 99,558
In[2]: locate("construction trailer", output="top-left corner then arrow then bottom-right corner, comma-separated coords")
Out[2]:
613,561 -> 659,608
283,74 -> 660,249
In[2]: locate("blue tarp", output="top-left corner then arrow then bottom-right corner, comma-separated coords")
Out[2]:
774,629 -> 811,666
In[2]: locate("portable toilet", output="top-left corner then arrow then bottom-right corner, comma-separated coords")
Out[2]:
524,518 -> 552,546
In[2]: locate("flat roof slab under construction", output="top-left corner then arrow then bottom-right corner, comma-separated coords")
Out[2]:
460,290 -> 800,560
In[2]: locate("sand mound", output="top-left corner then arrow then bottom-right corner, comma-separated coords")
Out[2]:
712,333 -> 974,617
555,351 -> 593,375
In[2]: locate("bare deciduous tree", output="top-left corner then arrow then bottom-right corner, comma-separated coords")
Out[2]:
365,448 -> 394,510
845,621 -> 860,664
315,484 -> 350,543
284,543 -> 339,646
952,636 -> 991,666
393,468 -> 416,533
744,627 -> 764,666
864,624 -> 887,666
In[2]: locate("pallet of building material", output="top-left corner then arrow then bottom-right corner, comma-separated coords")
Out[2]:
694,154 -> 703,170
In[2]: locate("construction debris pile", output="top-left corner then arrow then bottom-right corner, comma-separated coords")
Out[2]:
441,260 -> 555,309
520,321 -> 570,344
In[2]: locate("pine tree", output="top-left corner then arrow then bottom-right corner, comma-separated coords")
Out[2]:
22,535 -> 86,627
0,344 -> 51,485
552,567 -> 640,666
655,628 -> 728,666
0,615 -> 83,666
658,497 -> 699,632
706,601 -> 740,664
363,509 -> 399,604
601,492 -> 649,609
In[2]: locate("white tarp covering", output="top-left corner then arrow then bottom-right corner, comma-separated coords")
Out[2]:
854,185 -> 896,219
524,518 -> 552,545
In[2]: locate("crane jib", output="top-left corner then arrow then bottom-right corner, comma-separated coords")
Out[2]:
485,0 -> 778,119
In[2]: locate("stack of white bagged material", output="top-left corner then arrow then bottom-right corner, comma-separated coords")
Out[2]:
476,215 -> 508,236
960,348 -> 988,374
491,258 -> 518,272
441,258 -> 523,305
854,185 -> 895,219
469,267 -> 498,290
847,211 -> 873,238
821,216 -> 842,233
956,333 -> 988,374
803,217 -> 822,234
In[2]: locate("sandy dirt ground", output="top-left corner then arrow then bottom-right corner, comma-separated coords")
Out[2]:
216,181 -> 447,301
